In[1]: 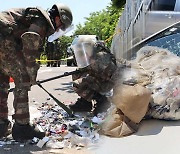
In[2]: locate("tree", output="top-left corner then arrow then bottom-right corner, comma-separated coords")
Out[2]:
41,2 -> 124,61
58,36 -> 73,58
73,3 -> 123,47
111,0 -> 126,8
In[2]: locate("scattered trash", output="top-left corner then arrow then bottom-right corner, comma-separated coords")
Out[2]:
37,137 -> 49,148
91,116 -> 103,124
31,137 -> 39,144
0,141 -> 6,146
32,100 -> 105,149
0,139 -> 19,147
3,147 -> 11,151
0,99 -> 104,150
46,140 -> 64,149
19,144 -> 25,147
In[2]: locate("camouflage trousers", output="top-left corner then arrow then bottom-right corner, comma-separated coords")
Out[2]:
73,76 -> 97,102
0,35 -> 35,124
72,74 -> 114,102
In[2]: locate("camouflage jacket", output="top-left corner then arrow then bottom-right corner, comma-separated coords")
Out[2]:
0,7 -> 56,85
0,7 -> 55,38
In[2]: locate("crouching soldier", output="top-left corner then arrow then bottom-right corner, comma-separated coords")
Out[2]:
0,3 -> 73,140
69,37 -> 117,115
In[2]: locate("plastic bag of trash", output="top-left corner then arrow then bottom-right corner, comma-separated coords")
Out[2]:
100,108 -> 138,137
136,46 -> 180,79
121,65 -> 151,86
146,76 -> 180,120
135,46 -> 180,120
112,84 -> 151,123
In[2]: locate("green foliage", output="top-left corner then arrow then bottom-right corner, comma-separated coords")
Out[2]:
39,54 -> 47,65
111,0 -> 126,8
73,3 -> 123,47
42,2 -> 124,59
58,36 -> 73,58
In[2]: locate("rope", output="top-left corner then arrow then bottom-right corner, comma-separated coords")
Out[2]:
36,59 -> 61,62
105,28 -> 121,43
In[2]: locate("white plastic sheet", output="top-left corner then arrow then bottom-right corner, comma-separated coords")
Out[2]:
48,24 -> 74,42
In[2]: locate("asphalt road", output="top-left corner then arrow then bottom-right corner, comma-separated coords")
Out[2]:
2,65 -> 180,154
8,65 -> 79,119
3,65 -> 91,154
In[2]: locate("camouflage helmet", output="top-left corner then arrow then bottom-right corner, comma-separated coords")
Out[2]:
52,3 -> 73,31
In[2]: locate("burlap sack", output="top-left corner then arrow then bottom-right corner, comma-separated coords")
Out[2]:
112,84 -> 151,123
101,108 -> 138,137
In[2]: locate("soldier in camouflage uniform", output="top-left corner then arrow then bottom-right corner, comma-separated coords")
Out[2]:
46,40 -> 61,67
53,40 -> 62,67
46,41 -> 55,67
69,41 -> 117,114
0,3 -> 73,140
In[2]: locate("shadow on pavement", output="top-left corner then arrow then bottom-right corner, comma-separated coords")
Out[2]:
135,119 -> 180,136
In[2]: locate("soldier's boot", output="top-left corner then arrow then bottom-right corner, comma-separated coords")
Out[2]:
0,119 -> 11,138
93,93 -> 111,115
12,122 -> 45,141
47,62 -> 50,67
69,97 -> 93,112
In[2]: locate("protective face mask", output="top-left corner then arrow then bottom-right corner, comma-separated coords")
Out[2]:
48,24 -> 74,42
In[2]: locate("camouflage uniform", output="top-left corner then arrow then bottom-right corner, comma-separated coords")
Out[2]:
53,40 -> 62,67
46,41 -> 54,67
46,40 -> 61,67
72,44 -> 117,101
0,7 -> 55,124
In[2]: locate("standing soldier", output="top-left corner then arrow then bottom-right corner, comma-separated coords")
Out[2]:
0,3 -> 73,140
46,41 -> 54,67
45,40 -> 61,67
54,40 -> 62,67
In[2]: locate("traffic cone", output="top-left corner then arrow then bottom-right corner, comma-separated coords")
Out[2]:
9,77 -> 14,83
